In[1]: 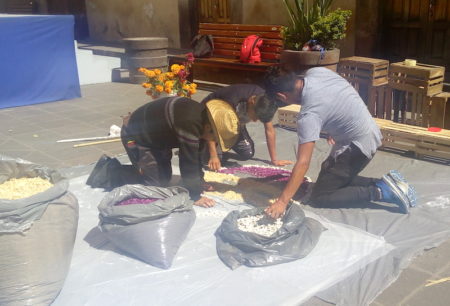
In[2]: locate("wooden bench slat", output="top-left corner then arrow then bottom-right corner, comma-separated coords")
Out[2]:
199,29 -> 283,39
200,23 -> 283,32
213,37 -> 284,47
212,49 -> 280,61
214,42 -> 282,53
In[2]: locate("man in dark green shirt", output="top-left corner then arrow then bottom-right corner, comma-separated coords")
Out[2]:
121,96 -> 230,207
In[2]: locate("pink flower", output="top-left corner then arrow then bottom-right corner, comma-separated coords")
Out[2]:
186,52 -> 195,63
178,69 -> 187,80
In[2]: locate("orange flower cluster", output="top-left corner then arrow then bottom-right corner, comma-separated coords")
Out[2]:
138,63 -> 197,99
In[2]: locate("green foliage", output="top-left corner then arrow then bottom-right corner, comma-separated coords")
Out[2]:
311,9 -> 351,49
282,0 -> 351,50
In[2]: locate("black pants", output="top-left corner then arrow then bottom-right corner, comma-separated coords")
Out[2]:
202,125 -> 255,163
121,126 -> 172,186
310,144 -> 379,207
231,126 -> 255,160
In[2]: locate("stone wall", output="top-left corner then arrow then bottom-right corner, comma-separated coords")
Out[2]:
85,0 -> 180,47
84,0 -> 377,59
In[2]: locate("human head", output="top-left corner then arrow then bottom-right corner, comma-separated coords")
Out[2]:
264,66 -> 303,106
246,94 -> 278,123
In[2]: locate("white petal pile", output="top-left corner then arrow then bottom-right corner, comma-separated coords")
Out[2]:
237,214 -> 283,237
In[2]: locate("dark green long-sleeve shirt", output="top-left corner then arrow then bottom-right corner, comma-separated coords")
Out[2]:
126,97 -> 208,199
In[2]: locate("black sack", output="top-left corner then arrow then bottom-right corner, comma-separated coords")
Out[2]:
98,185 -> 195,269
191,34 -> 214,58
215,204 -> 325,269
86,155 -> 143,191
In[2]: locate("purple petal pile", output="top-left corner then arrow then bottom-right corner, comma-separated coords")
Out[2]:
115,197 -> 159,206
218,166 -> 292,182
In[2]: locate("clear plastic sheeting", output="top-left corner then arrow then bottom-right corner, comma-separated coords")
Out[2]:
53,175 -> 392,306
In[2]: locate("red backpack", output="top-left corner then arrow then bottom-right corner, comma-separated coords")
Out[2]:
240,35 -> 263,63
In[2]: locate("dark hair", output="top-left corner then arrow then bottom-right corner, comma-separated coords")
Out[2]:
254,94 -> 278,123
263,66 -> 299,99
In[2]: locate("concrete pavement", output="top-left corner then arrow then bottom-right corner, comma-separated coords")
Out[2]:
1,82 -> 449,305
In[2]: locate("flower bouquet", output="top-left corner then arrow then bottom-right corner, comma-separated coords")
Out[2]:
139,55 -> 197,99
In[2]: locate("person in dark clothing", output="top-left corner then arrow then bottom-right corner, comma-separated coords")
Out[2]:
201,84 -> 292,169
262,68 -> 417,218
121,96 -> 239,207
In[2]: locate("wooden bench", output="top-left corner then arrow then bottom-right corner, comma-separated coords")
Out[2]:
169,23 -> 284,84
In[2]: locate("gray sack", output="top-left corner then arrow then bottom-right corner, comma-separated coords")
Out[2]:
98,184 -> 196,269
215,204 -> 325,269
0,155 -> 79,306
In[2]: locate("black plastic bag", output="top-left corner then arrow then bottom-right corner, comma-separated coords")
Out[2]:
98,185 -> 195,269
0,155 -> 79,305
191,34 -> 214,58
86,155 -> 143,190
215,204 -> 325,269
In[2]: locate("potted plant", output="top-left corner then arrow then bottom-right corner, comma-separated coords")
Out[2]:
280,0 -> 351,73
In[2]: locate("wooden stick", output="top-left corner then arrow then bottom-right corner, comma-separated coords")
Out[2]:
58,136 -> 119,143
73,138 -> 121,148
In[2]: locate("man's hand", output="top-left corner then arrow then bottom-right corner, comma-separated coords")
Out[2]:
194,196 -> 215,208
208,156 -> 221,171
327,136 -> 335,145
264,199 -> 288,219
271,159 -> 294,167
202,183 -> 215,192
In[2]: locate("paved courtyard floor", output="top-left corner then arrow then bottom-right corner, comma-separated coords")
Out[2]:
1,82 -> 449,305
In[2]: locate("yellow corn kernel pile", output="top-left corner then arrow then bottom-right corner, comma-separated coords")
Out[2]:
0,177 -> 53,200
204,171 -> 240,185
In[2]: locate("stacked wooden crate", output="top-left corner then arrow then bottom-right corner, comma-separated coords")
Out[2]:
426,92 -> 450,129
277,104 -> 301,130
387,62 -> 446,127
337,56 -> 389,118
375,118 -> 450,161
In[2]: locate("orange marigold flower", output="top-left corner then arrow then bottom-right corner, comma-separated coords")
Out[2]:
165,87 -> 173,94
154,69 -> 162,75
155,85 -> 164,92
144,70 -> 156,78
190,83 -> 197,89
171,64 -> 181,74
165,72 -> 175,79
157,74 -> 165,82
189,88 -> 197,95
138,67 -> 147,73
182,84 -> 190,91
142,82 -> 152,89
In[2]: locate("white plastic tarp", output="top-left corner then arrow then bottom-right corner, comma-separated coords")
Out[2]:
52,175 -> 392,306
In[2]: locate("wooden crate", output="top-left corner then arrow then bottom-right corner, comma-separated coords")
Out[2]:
375,118 -> 450,161
338,57 -> 389,117
369,83 -> 390,119
277,104 -> 301,130
338,56 -> 389,86
389,62 -> 445,96
424,92 -> 450,129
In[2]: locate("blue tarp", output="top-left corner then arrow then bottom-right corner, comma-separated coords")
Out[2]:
0,14 -> 81,108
